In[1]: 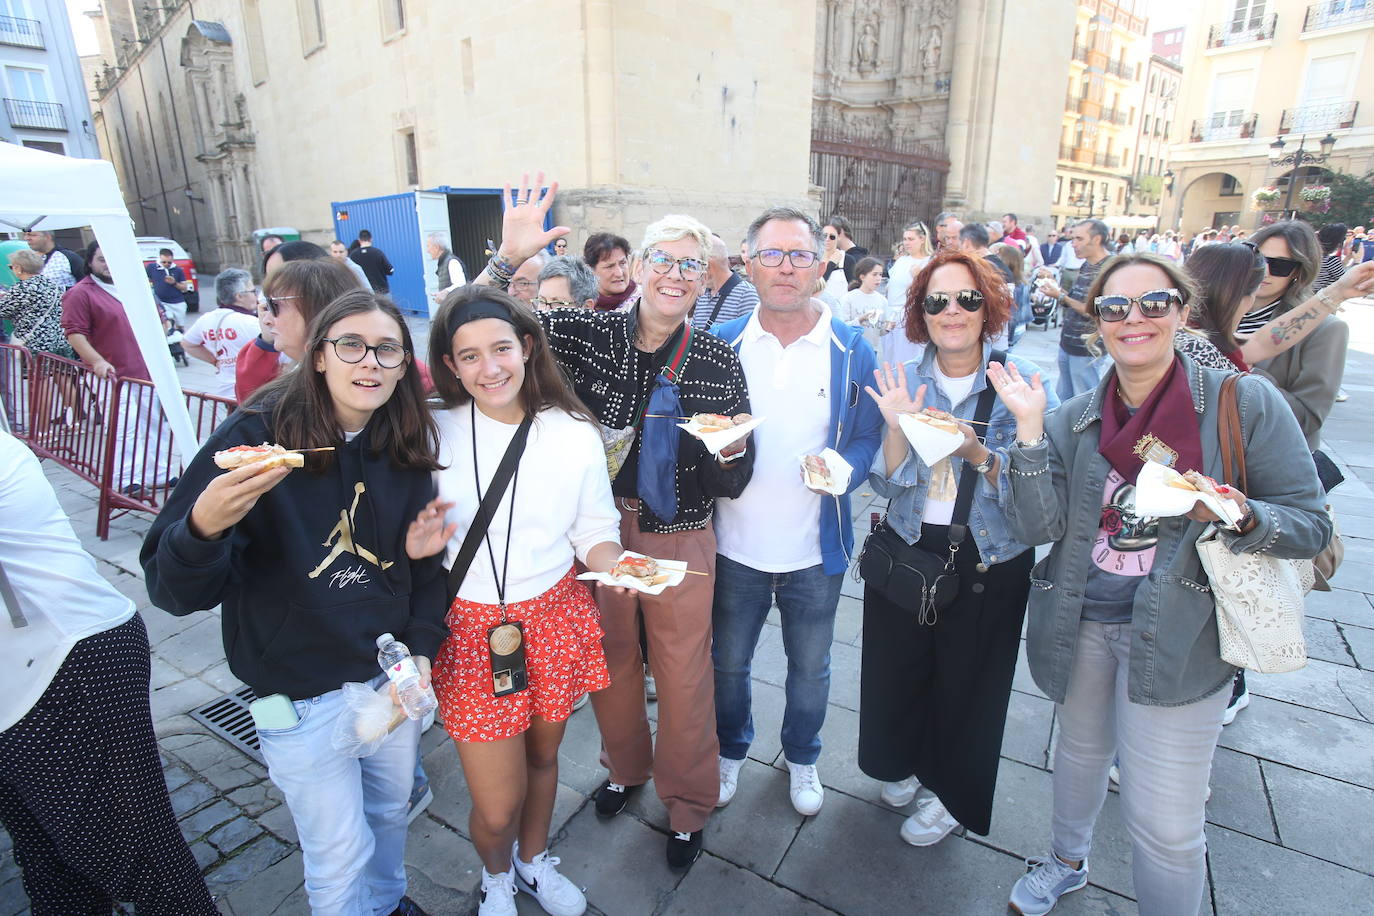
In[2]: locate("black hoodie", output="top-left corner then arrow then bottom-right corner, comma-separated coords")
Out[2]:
141,405 -> 447,700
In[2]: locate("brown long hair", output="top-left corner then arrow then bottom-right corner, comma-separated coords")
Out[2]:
244,290 -> 439,471
1185,242 -> 1266,354
428,286 -> 595,424
262,258 -> 358,329
904,250 -> 1012,345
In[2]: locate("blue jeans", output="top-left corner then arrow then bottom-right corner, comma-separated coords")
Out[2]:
1056,349 -> 1111,402
257,675 -> 420,916
711,555 -> 843,766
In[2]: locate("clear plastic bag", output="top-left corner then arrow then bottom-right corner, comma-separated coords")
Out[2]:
330,681 -> 407,758
600,423 -> 637,481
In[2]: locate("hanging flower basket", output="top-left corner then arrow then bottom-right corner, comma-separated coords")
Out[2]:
1298,185 -> 1331,202
1252,187 -> 1281,211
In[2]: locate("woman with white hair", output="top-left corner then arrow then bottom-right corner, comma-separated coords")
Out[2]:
182,268 -> 262,400
474,176 -> 754,870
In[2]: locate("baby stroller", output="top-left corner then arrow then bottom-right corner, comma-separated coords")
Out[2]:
1028,266 -> 1062,330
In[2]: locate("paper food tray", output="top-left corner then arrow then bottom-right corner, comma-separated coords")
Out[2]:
898,413 -> 964,466
1134,461 -> 1246,527
799,447 -> 853,496
575,550 -> 689,596
678,415 -> 766,456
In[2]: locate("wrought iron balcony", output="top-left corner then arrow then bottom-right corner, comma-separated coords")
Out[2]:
1279,101 -> 1359,134
4,99 -> 66,131
1207,13 -> 1277,48
1104,58 -> 1133,79
1101,107 -> 1130,126
1072,43 -> 1091,63
1189,113 -> 1258,142
1095,152 -> 1122,168
0,14 -> 43,49
1303,1 -> 1374,32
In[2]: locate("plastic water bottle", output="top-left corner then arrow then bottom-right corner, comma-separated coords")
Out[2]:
375,633 -> 438,720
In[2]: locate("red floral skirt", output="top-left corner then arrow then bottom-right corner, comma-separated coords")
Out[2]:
432,566 -> 610,742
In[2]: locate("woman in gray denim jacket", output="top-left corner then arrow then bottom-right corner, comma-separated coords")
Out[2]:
860,251 -> 1059,849
991,253 -> 1330,916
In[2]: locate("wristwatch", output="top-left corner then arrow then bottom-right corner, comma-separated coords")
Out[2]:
971,449 -> 996,475
1016,433 -> 1046,449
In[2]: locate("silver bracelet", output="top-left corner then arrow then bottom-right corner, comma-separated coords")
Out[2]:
1016,433 -> 1046,449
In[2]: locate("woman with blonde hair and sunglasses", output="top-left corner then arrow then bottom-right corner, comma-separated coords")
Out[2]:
992,252 -> 1330,915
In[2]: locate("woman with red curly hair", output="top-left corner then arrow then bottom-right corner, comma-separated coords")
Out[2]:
859,250 -> 1060,847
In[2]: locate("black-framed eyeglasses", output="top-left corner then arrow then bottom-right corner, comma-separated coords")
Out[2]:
321,335 -> 409,368
922,289 -> 985,315
261,294 -> 300,317
531,296 -> 576,310
750,249 -> 820,269
1093,288 -> 1181,322
644,248 -> 708,281
1264,255 -> 1300,278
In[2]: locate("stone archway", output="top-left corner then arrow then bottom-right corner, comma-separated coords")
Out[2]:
1177,171 -> 1248,233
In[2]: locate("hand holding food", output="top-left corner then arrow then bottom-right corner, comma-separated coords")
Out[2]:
213,443 -> 311,470
802,454 -> 834,491
189,454 -> 293,540
611,554 -> 672,587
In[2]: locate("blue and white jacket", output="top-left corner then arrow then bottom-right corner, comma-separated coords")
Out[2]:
712,311 -> 884,575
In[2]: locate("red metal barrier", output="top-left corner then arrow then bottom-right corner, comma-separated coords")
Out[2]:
1,343 -> 237,539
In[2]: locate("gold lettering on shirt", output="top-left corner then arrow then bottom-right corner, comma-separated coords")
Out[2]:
308,482 -> 395,579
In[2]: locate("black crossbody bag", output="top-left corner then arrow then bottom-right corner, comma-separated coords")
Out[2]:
858,353 -> 1002,626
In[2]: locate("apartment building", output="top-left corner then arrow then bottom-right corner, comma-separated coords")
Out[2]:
0,0 -> 98,158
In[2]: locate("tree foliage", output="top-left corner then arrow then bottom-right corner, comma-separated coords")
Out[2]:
1308,171 -> 1374,228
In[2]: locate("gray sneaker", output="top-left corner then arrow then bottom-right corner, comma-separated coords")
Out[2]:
1009,853 -> 1088,915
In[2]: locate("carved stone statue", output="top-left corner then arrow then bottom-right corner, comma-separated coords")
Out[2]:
923,27 -> 942,72
857,21 -> 879,72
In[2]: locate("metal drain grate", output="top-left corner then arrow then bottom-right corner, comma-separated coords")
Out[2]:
188,684 -> 263,764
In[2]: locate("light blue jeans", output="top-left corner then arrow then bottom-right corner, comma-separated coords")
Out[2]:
257,674 -> 420,916
711,556 -> 843,766
1056,349 -> 1111,402
1049,621 -> 1229,916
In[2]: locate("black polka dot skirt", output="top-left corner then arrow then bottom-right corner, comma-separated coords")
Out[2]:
0,614 -> 217,915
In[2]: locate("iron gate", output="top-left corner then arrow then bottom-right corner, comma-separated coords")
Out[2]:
810,124 -> 949,256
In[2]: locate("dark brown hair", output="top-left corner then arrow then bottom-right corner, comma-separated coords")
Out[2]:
428,286 -> 595,424
1185,243 -> 1265,354
847,257 -> 884,291
583,232 -> 630,268
904,250 -> 1012,345
244,290 -> 439,471
1249,220 -> 1320,308
262,258 -> 358,329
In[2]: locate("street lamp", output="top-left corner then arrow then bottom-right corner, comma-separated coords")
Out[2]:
1268,133 -> 1337,218
1164,169 -> 1175,193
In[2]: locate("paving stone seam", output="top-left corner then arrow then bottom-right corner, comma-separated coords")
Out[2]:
1333,621 -> 1367,671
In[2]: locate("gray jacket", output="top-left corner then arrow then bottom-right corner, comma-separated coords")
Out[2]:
1252,313 -> 1348,450
1005,355 -> 1331,707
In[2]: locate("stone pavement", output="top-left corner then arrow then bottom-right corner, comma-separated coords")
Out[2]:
3,306 -> 1374,915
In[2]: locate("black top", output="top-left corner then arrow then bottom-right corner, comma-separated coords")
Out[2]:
140,404 -> 446,700
350,246 -> 395,292
538,306 -> 754,534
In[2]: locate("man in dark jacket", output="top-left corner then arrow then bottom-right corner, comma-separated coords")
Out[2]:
349,229 -> 395,292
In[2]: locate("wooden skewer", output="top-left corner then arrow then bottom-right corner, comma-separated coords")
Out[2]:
295,447 -> 337,453
644,414 -> 693,420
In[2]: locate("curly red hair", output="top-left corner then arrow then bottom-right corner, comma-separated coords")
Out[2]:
904,250 -> 1012,345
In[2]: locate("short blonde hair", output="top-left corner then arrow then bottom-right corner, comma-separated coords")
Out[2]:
9,248 -> 43,274
640,214 -> 712,263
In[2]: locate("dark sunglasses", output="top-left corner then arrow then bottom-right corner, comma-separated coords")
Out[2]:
261,294 -> 299,317
922,289 -> 985,315
1093,288 -> 1181,322
1264,255 -> 1300,278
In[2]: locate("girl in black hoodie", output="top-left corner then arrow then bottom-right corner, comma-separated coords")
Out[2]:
142,290 -> 444,916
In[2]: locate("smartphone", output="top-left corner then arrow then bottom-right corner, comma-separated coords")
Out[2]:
249,693 -> 300,731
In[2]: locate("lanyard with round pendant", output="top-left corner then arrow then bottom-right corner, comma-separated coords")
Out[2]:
472,402 -> 528,696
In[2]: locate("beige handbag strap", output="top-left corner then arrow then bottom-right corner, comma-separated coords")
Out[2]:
1217,375 -> 1248,494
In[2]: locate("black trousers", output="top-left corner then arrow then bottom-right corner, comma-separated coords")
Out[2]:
0,615 -> 216,916
857,524 -> 1033,836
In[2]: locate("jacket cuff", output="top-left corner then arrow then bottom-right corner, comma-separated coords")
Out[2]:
1219,500 -> 1281,555
163,518 -> 234,567
1008,440 -> 1051,476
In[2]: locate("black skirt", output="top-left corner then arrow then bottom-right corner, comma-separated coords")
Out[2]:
857,522 -> 1033,836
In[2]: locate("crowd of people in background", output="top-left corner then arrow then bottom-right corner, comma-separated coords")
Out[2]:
3,179 -> 1374,916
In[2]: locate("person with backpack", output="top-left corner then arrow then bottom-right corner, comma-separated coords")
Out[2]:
23,230 -> 83,290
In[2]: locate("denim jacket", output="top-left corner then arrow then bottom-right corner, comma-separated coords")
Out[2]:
1005,355 -> 1331,707
868,342 -> 1060,566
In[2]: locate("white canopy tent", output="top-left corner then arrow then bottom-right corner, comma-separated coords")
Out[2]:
0,143 -> 197,455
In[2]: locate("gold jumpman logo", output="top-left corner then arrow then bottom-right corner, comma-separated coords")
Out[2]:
308,482 -> 395,578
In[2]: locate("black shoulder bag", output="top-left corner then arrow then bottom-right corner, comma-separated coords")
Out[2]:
445,414 -> 534,604
858,352 -> 1003,626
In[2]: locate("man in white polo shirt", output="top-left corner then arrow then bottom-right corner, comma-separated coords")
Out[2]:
710,207 -> 884,816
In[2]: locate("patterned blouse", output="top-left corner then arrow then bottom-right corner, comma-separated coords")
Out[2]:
538,306 -> 754,534
1,274 -> 74,357
1174,329 -> 1239,372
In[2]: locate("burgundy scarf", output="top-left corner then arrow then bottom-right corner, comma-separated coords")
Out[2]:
595,279 -> 638,312
1098,356 -> 1203,484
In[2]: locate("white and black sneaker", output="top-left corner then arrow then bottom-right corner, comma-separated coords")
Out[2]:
1222,671 -> 1249,726
512,841 -> 587,916
478,866 -> 517,916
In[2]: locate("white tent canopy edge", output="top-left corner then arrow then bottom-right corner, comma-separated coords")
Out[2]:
0,143 -> 199,460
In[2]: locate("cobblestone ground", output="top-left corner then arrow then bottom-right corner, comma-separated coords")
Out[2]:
3,309 -> 1373,914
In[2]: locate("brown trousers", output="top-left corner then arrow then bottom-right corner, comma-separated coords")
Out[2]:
590,501 -> 719,833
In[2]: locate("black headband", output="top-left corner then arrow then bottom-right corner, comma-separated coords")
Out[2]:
445,297 -> 515,341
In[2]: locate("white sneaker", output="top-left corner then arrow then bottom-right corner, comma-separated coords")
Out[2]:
786,760 -> 824,816
899,795 -> 959,846
880,776 -> 921,808
478,866 -> 518,916
717,756 -> 744,807
512,841 -> 587,916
